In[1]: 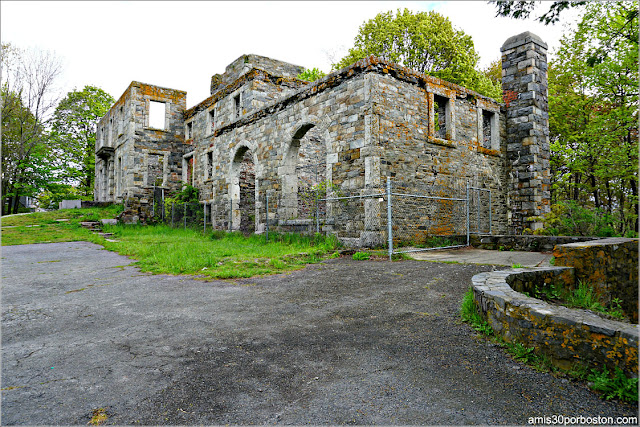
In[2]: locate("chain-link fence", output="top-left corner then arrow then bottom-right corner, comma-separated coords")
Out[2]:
152,187 -> 206,230
150,177 -> 493,257
388,179 -> 468,254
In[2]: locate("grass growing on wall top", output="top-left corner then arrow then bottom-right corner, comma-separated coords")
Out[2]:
101,225 -> 340,279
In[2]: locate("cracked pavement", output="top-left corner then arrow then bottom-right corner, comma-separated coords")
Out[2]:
2,242 -> 637,425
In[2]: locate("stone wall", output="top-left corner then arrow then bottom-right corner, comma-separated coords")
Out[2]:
372,71 -> 508,238
553,238 -> 639,322
187,56 -> 511,243
210,54 -> 305,95
95,82 -> 187,219
97,32 -> 552,238
469,234 -> 608,252
472,268 -> 638,376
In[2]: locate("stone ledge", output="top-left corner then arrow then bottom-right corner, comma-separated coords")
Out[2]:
477,146 -> 501,157
427,137 -> 456,148
471,267 -> 638,376
469,234 -> 607,252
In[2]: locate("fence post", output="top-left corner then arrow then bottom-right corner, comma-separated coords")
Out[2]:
386,177 -> 393,261
204,202 -> 207,234
171,202 -> 174,227
152,184 -> 155,218
477,188 -> 481,236
466,182 -> 470,246
265,192 -> 269,242
489,189 -> 492,235
229,198 -> 232,232
184,203 -> 187,230
315,193 -> 319,234
161,189 -> 165,222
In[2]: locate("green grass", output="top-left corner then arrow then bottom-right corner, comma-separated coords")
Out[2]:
588,366 -> 639,402
100,225 -> 340,279
460,287 -> 637,402
526,280 -> 626,320
2,206 -> 122,246
459,288 -> 494,335
2,208 -> 341,279
352,251 -> 370,261
1,205 -> 122,227
1,222 -> 105,246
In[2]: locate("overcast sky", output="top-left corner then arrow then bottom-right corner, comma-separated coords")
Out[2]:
1,1 -> 580,108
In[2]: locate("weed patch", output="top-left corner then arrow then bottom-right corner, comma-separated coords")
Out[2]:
460,287 -> 636,402
588,367 -> 639,402
88,408 -> 108,426
524,280 -> 626,321
101,225 -> 340,279
352,251 -> 371,261
459,288 -> 493,336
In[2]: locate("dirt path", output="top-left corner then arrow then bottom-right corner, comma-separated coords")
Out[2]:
2,242 -> 636,425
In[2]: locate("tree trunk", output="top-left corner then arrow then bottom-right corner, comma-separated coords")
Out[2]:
589,174 -> 599,208
630,178 -> 638,233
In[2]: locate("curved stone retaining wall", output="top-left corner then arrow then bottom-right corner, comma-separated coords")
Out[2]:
553,238 -> 638,322
472,267 -> 638,376
469,234 -> 607,252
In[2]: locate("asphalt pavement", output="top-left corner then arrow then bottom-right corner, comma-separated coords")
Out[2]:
1,242 -> 636,425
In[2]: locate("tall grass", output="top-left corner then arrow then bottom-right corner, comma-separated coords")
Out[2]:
460,287 -> 494,335
102,225 -> 340,278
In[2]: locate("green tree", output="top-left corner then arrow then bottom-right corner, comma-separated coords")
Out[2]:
297,68 -> 326,82
333,9 -> 502,99
50,85 -> 115,197
548,1 -> 638,235
1,43 -> 62,215
491,1 -> 588,25
481,57 -> 502,86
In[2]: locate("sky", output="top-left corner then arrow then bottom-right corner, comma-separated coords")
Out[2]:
1,1 -> 581,109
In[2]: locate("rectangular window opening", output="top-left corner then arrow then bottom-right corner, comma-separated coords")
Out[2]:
186,121 -> 193,140
118,106 -> 124,135
149,101 -> 166,130
433,94 -> 448,140
207,151 -> 214,179
209,109 -> 216,133
234,94 -> 241,119
482,110 -> 494,149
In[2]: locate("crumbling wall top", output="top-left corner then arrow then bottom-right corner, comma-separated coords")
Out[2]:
210,54 -> 305,94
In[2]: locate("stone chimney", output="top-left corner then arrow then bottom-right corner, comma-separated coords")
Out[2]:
501,31 -> 551,233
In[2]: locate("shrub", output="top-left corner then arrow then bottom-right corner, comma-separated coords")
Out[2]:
352,251 -> 370,261
531,201 -> 623,237
297,68 -> 326,82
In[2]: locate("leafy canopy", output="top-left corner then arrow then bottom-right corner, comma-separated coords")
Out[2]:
1,43 -> 63,214
297,68 -> 326,82
50,85 -> 115,197
333,8 -> 502,99
491,1 -> 588,25
546,1 -> 638,236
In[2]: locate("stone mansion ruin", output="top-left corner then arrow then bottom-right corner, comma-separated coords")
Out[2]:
95,31 -> 551,244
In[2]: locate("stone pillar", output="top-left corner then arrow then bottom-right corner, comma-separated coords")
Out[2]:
501,32 -> 551,232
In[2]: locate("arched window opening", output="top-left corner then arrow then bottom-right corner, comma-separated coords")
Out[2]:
281,123 -> 327,221
231,146 -> 256,234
